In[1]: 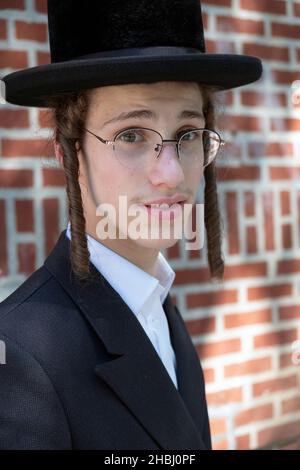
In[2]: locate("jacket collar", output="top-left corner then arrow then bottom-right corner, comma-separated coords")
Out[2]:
44,230 -> 206,450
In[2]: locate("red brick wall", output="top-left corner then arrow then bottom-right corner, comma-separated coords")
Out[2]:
1,0 -> 300,450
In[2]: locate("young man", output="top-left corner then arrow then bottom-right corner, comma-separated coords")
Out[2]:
0,0 -> 262,449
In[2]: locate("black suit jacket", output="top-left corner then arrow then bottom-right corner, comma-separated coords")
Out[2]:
0,230 -> 212,450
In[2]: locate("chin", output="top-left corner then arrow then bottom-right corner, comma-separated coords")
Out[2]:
129,235 -> 180,251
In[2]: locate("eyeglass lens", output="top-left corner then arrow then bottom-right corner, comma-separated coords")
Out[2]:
112,128 -> 221,170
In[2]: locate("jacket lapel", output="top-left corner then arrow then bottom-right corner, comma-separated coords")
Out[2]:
44,230 -> 206,450
163,294 -> 208,442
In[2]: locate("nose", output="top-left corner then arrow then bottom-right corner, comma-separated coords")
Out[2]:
148,140 -> 185,186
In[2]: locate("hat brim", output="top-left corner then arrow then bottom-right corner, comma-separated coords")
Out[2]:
1,53 -> 262,107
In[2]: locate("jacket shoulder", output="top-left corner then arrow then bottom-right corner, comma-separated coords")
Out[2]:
0,265 -> 82,359
0,265 -> 53,318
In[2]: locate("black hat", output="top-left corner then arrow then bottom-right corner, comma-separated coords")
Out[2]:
0,0 -> 263,108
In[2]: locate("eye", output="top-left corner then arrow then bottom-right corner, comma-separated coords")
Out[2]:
177,129 -> 199,140
116,129 -> 144,143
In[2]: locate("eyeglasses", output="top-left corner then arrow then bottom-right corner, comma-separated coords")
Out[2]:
83,126 -> 225,170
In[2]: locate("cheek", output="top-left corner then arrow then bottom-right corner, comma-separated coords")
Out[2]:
87,151 -> 137,207
185,165 -> 204,188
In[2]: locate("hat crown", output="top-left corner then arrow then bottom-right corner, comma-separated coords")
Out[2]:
47,0 -> 205,63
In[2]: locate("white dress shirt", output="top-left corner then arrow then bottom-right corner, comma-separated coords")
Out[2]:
66,222 -> 178,389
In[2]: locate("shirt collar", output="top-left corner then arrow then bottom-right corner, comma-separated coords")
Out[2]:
66,221 -> 175,315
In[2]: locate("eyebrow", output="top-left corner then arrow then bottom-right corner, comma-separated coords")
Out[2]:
101,109 -> 205,128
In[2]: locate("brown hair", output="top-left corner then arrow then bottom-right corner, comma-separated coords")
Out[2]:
46,84 -> 224,285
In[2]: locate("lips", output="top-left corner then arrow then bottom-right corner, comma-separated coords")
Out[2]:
142,193 -> 188,206
140,201 -> 185,221
144,201 -> 184,209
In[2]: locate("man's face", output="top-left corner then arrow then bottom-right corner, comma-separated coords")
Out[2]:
76,81 -> 205,252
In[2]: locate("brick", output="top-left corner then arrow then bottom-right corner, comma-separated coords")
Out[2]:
206,39 -> 236,54
263,191 -> 275,251
248,283 -> 292,301
0,109 -> 29,129
270,167 -> 300,181
240,0 -> 286,15
248,142 -> 293,158
258,419 -> 300,448
294,3 -> 300,16
272,22 -> 300,39
279,305 -> 300,321
217,16 -> 264,35
0,50 -> 28,69
38,109 -> 55,129
246,226 -> 257,254
42,168 -> 66,187
235,403 -> 273,427
166,242 -> 180,259
224,356 -> 272,377
43,198 -> 60,257
225,91 -> 234,107
0,0 -> 25,9
187,288 -> 238,308
187,244 -> 202,260
281,396 -> 300,415
217,142 -> 242,161
0,169 -> 33,188
2,139 -> 53,158
17,242 -> 36,275
224,262 -> 267,280
280,191 -> 291,215
224,308 -> 272,329
241,91 -> 287,107
253,374 -> 298,398
243,43 -> 289,62
210,417 -> 226,435
35,0 -> 47,13
37,51 -> 51,66
207,386 -> 243,405
282,224 -> 292,250
203,368 -> 215,384
220,115 -> 262,132
196,337 -> 241,359
0,19 -> 7,40
15,199 -> 34,232
271,118 -> 300,132
280,352 -> 294,369
218,166 -> 260,182
212,439 -> 229,450
15,20 -> 47,43
174,267 -> 210,284
273,70 -> 300,85
245,191 -> 255,217
185,316 -> 216,335
254,328 -> 298,349
277,259 -> 300,275
236,434 -> 250,450
0,200 -> 8,277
